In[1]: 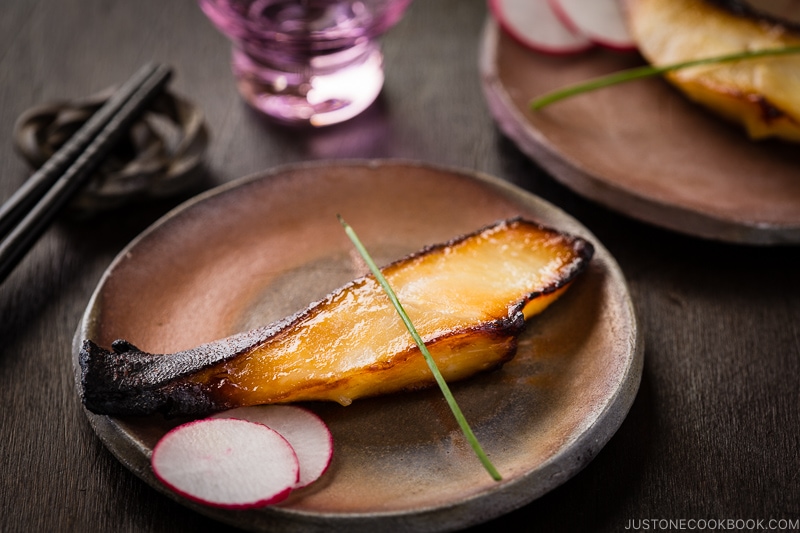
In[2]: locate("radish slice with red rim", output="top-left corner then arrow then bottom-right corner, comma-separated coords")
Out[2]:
151,418 -> 299,509
488,0 -> 595,55
549,0 -> 636,51
211,405 -> 334,489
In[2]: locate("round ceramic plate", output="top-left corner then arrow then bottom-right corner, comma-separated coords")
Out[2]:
480,19 -> 800,245
73,160 -> 642,532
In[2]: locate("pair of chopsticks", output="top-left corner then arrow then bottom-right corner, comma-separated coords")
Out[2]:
0,63 -> 173,283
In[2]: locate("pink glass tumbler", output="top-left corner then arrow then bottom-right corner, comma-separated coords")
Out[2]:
200,0 -> 412,127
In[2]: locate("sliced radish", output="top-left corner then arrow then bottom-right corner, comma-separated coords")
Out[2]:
549,0 -> 636,51
151,418 -> 299,509
211,405 -> 333,489
488,0 -> 595,55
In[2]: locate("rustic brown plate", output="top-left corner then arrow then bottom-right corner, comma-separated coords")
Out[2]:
480,19 -> 800,245
73,160 -> 641,532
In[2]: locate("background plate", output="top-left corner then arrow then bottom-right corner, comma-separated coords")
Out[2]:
74,160 -> 642,532
480,20 -> 800,245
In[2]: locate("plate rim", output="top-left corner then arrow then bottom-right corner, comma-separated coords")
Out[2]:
73,158 -> 643,532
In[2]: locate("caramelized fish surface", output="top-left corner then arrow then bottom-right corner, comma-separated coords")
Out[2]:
626,0 -> 800,142
80,218 -> 593,417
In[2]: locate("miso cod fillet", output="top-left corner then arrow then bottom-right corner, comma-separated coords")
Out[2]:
80,218 -> 593,417
625,0 -> 800,141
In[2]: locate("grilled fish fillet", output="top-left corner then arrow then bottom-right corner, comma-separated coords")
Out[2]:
625,0 -> 800,141
80,218 -> 593,417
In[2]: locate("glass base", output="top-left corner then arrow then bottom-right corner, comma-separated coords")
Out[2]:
231,43 -> 385,127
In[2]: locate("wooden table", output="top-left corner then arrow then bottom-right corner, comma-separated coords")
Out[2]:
1,1 -> 798,531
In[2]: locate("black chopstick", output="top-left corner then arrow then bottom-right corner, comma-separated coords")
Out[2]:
0,63 -> 161,240
0,63 -> 173,283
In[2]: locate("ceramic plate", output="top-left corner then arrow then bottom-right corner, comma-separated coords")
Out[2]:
480,20 -> 800,245
73,160 -> 642,532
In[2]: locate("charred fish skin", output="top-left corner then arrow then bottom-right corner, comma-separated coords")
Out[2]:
79,317 -> 299,416
80,218 -> 594,418
80,339 -> 219,417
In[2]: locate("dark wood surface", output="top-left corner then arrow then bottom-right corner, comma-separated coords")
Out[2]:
1,1 -> 798,532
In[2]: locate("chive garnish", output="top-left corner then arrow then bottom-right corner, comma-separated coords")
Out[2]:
338,215 -> 502,482
531,45 -> 800,110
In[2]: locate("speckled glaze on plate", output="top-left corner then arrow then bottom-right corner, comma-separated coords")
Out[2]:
480,20 -> 800,245
73,160 -> 642,532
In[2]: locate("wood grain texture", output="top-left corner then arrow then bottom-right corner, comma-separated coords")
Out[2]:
0,1 -> 798,532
